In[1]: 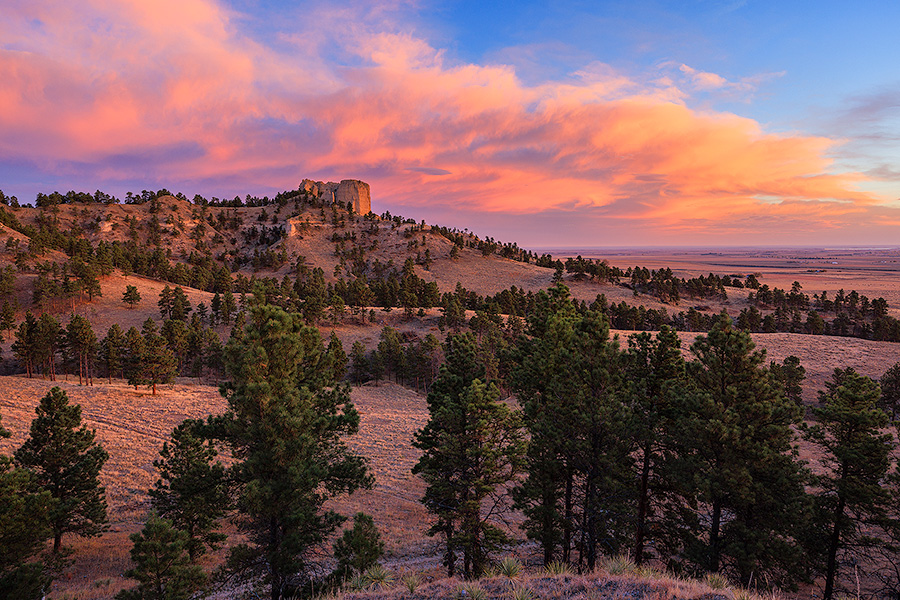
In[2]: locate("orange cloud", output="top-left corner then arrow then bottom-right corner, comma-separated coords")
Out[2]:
0,0 -> 893,243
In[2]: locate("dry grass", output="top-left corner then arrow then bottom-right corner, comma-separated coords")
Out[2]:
333,566 -> 757,600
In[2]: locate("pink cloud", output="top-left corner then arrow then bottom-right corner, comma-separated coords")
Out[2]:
0,0 -> 893,243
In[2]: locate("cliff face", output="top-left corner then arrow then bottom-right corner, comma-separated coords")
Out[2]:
300,179 -> 371,214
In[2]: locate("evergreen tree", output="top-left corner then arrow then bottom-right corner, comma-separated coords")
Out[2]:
771,355 -> 807,408
122,285 -> 141,308
14,387 -> 108,553
349,341 -> 369,384
332,512 -> 384,580
139,319 -> 177,395
325,331 -> 348,382
0,414 -> 54,599
158,285 -> 173,320
622,327 -> 689,565
879,361 -> 900,421
414,332 -> 525,578
512,287 -> 629,569
676,315 -> 807,585
34,313 -> 62,380
149,420 -> 228,561
803,369 -> 893,600
170,287 -> 192,321
210,305 -> 371,599
115,513 -> 206,600
12,311 -> 38,378
0,299 -> 15,336
100,324 -> 127,383
65,314 -> 97,386
125,326 -> 148,390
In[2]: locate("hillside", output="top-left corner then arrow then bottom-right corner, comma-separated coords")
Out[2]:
2,184 -> 900,599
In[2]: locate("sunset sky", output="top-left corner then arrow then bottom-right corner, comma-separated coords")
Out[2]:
2,1 -> 899,247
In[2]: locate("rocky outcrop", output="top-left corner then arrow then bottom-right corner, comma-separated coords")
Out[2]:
299,179 -> 371,214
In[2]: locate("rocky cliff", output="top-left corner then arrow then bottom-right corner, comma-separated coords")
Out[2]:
299,179 -> 371,214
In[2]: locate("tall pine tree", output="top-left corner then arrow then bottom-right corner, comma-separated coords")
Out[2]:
210,305 -> 371,599
15,387 -> 108,554
803,369 -> 893,600
414,332 -> 525,578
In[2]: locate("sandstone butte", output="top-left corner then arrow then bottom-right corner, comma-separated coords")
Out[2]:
299,178 -> 371,215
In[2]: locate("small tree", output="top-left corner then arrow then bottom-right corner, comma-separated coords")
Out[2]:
149,420 -> 228,561
123,285 -> 141,309
115,513 -> 206,600
137,318 -> 177,395
14,387 -> 108,553
332,512 -> 384,580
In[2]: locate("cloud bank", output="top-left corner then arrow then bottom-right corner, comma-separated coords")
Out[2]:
0,0 -> 892,244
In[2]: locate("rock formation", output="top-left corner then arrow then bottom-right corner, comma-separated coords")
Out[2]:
299,179 -> 371,214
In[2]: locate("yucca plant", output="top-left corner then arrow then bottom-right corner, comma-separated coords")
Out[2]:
704,572 -> 729,590
458,582 -> 488,600
601,554 -> 636,575
498,556 -> 524,579
401,572 -> 421,593
345,573 -> 369,592
510,584 -> 535,600
544,560 -> 572,576
365,564 -> 394,590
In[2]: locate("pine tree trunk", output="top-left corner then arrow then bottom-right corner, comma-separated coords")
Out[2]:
823,496 -> 846,600
709,499 -> 722,573
563,467 -> 574,564
633,443 -> 652,565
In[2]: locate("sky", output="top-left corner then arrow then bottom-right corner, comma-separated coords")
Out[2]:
2,0 -> 900,247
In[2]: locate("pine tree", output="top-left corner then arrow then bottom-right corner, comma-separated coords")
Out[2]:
803,369 -> 893,600
325,331 -> 348,382
879,361 -> 900,421
771,355 -> 806,408
0,300 -> 15,336
125,326 -> 147,390
414,332 -> 525,578
512,287 -> 629,569
332,512 -> 384,580
210,305 -> 371,599
122,285 -> 141,309
0,413 -> 54,598
676,314 -> 808,585
12,311 -> 38,378
100,324 -> 127,383
65,314 -> 97,386
149,420 -> 228,561
158,285 -> 173,320
14,387 -> 108,553
34,313 -> 62,380
622,327 -> 688,565
139,318 -> 177,395
350,341 -> 369,384
115,513 -> 206,600
170,287 -> 192,321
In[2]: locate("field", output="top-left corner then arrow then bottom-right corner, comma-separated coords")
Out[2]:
550,246 -> 900,318
3,319 -> 900,598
